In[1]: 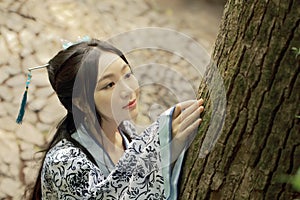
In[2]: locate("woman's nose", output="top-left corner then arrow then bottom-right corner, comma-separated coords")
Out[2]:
119,80 -> 134,99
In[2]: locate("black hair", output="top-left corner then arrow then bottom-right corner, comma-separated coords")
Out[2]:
28,39 -> 131,199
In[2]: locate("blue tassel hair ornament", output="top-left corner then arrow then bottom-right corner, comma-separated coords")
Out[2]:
16,64 -> 49,124
16,36 -> 91,124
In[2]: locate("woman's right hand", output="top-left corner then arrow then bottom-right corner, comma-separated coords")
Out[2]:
171,99 -> 204,144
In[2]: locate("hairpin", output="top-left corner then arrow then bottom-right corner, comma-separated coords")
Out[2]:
16,64 -> 49,124
61,35 -> 91,49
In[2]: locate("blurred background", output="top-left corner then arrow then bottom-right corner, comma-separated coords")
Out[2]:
0,0 -> 224,199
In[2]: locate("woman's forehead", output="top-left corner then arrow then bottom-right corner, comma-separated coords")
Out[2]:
98,52 -> 121,68
97,52 -> 126,76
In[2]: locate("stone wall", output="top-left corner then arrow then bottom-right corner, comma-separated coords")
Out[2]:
0,0 -> 223,198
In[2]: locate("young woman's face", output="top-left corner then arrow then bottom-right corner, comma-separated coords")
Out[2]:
94,52 -> 139,124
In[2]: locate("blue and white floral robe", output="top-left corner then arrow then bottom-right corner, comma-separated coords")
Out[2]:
41,108 -> 186,199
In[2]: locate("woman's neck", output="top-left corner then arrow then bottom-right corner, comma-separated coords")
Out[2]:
101,119 -> 118,141
100,118 -> 124,164
100,119 -> 124,149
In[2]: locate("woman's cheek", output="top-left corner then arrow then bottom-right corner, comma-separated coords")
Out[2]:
131,77 -> 139,90
94,91 -> 112,113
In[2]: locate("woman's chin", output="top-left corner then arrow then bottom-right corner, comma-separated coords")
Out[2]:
130,111 -> 138,122
115,109 -> 138,124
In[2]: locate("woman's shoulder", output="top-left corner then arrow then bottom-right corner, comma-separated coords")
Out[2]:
41,139 -> 106,196
45,139 -> 88,164
119,120 -> 137,137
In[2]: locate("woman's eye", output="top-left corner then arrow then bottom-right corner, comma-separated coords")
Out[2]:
103,82 -> 115,89
124,72 -> 132,79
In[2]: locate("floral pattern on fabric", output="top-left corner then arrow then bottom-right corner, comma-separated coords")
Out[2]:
41,114 -> 180,199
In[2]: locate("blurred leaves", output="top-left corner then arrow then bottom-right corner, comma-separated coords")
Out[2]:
292,47 -> 300,59
280,168 -> 300,192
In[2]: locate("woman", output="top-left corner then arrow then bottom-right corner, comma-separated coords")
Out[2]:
29,38 -> 204,199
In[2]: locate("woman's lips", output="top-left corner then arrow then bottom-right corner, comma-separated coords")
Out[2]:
123,99 -> 137,109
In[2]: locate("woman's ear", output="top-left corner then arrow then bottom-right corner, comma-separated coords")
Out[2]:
72,97 -> 97,122
72,98 -> 86,112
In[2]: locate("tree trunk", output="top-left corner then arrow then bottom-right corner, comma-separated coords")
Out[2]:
179,0 -> 300,199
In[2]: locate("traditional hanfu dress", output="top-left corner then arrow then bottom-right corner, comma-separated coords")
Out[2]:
41,108 -> 187,199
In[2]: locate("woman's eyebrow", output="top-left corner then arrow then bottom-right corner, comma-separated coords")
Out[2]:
100,73 -> 114,82
99,64 -> 129,82
121,64 -> 129,72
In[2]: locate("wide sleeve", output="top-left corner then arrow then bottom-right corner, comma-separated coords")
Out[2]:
42,108 -> 186,200
157,107 -> 187,200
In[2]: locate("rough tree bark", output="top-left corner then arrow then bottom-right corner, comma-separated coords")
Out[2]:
178,0 -> 300,199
